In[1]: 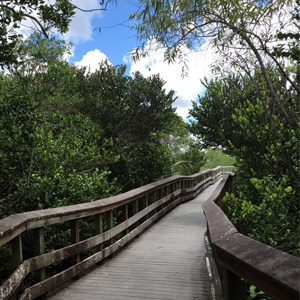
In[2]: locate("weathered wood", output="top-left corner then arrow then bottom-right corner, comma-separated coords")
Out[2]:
0,167 -> 227,245
71,220 -> 80,265
33,227 -> 46,283
95,213 -> 103,252
0,167 -> 234,299
214,233 -> 300,300
202,175 -> 300,300
0,215 -> 27,247
24,194 -> 180,299
0,261 -> 29,300
11,235 -> 23,272
19,196 -> 183,300
47,181 -> 219,300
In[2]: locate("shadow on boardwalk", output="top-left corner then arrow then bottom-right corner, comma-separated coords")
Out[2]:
47,181 -> 221,300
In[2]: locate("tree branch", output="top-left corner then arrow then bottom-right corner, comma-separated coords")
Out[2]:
22,12 -> 49,38
67,0 -> 115,12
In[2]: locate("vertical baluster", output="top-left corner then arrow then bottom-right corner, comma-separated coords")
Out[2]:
157,188 -> 161,210
132,199 -> 138,225
124,204 -> 129,234
222,268 -> 244,300
95,213 -> 103,251
141,196 -> 148,223
10,235 -> 23,298
11,235 -> 23,272
71,220 -> 80,265
153,190 -> 157,215
33,227 -> 46,283
106,210 -> 113,245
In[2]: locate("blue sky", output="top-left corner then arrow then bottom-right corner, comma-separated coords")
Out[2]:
69,1 -> 140,66
60,0 -> 216,120
19,1 -> 292,120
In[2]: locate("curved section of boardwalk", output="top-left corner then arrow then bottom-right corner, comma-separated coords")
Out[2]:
48,181 -> 220,300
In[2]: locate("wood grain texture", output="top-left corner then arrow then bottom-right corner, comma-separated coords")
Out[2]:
47,182 -> 221,300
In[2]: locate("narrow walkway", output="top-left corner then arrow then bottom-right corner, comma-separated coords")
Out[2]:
48,181 -> 220,300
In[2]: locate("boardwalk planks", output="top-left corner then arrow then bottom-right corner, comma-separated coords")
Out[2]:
46,181 -> 221,300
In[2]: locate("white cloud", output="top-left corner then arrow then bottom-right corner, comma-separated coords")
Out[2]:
15,1 -> 102,43
127,40 -> 216,120
63,0 -> 103,43
75,49 -> 111,72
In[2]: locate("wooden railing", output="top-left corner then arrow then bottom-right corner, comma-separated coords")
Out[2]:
0,166 -> 233,300
202,175 -> 300,300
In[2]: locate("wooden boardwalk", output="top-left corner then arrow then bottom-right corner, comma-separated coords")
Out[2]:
47,181 -> 220,300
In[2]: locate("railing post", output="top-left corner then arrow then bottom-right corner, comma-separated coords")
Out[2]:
131,199 -> 139,227
106,210 -> 113,245
10,235 -> 23,299
223,268 -> 245,300
124,204 -> 129,234
71,219 -> 80,265
33,227 -> 46,283
153,190 -> 158,215
95,213 -> 104,251
11,235 -> 23,272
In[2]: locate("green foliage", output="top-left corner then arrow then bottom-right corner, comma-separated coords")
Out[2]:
189,65 -> 299,255
0,35 -> 122,217
0,32 -> 182,214
172,141 -> 206,175
29,114 -> 120,210
0,0 -> 75,68
12,32 -> 73,74
201,148 -> 235,170
0,73 -> 39,216
161,115 -> 191,157
273,2 -> 300,63
0,25 -> 184,285
223,175 -> 299,255
248,285 -> 270,300
76,61 -> 178,190
131,0 -> 297,77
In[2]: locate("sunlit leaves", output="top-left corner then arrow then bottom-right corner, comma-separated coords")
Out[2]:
171,142 -> 205,175
0,0 -> 75,68
223,175 -> 299,255
76,61 -> 178,191
30,113 -> 120,209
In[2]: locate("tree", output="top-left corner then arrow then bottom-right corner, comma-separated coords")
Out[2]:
0,72 -> 38,217
131,0 -> 298,126
161,115 -> 206,175
201,148 -> 235,170
0,0 -> 117,68
171,141 -> 206,175
189,67 -> 299,255
130,0 -> 300,255
189,67 -> 299,185
29,113 -> 120,210
0,34 -> 120,217
0,0 -> 74,68
162,114 -> 191,157
76,61 -> 178,191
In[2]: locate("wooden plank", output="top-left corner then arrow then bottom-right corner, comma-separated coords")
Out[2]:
0,168 -> 234,300
0,261 -> 29,300
0,215 -> 27,247
19,200 -> 178,299
33,227 -> 46,283
214,233 -> 300,300
47,181 -> 221,300
202,176 -> 300,300
0,167 -> 228,247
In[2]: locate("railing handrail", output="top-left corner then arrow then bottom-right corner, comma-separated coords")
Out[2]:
0,166 -> 233,300
0,166 -> 232,246
202,175 -> 300,300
